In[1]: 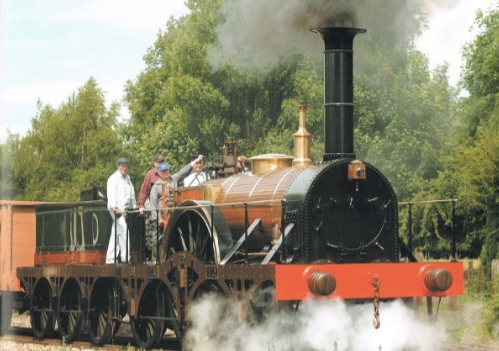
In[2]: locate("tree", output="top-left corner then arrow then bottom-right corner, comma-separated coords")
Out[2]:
354,47 -> 458,200
124,0 -> 230,174
460,8 -> 499,137
0,132 -> 22,200
417,6 -> 499,274
456,7 -> 499,275
123,0 -> 326,174
13,78 -> 124,201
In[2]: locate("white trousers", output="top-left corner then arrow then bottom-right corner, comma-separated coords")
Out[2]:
106,212 -> 131,263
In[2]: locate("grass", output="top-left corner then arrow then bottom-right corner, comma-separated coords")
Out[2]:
433,259 -> 499,345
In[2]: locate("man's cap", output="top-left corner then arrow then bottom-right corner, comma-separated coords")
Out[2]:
158,163 -> 170,171
116,157 -> 130,165
154,154 -> 165,163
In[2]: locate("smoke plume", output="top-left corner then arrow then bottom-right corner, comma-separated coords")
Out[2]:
183,294 -> 449,351
210,0 -> 461,71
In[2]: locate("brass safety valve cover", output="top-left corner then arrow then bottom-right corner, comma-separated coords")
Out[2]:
348,160 -> 366,180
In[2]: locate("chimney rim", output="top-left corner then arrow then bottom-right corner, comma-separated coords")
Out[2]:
310,27 -> 367,35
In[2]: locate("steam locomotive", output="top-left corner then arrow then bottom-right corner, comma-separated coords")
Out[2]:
15,27 -> 463,349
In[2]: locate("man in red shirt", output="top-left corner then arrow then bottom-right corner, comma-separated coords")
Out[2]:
138,153 -> 165,260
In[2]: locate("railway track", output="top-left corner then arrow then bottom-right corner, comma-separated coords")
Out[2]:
4,315 -> 499,351
2,329 -> 498,351
441,342 -> 499,351
2,328 -> 498,351
0,326 -> 181,351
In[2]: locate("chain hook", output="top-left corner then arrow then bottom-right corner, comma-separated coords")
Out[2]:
372,275 -> 380,329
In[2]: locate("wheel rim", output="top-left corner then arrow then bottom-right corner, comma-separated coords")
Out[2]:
57,280 -> 84,342
166,209 -> 215,263
30,279 -> 55,339
163,200 -> 233,264
165,287 -> 182,338
131,283 -> 166,349
87,283 -> 114,345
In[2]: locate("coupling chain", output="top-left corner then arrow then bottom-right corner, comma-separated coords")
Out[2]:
373,275 -> 380,329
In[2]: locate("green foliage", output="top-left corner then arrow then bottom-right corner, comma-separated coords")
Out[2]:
124,0 -> 228,177
123,0 -> 327,178
441,7 -> 499,271
459,8 -> 499,138
12,78 -> 124,201
462,9 -> 499,98
355,48 -> 458,200
0,132 -> 22,200
252,55 -> 324,159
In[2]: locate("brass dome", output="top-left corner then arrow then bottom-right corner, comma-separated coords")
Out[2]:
249,154 -> 294,174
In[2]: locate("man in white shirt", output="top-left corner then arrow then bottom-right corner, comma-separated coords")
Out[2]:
184,157 -> 209,187
106,157 -> 136,264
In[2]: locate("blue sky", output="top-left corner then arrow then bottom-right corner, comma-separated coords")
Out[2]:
416,0 -> 497,88
0,0 -> 497,142
0,0 -> 189,141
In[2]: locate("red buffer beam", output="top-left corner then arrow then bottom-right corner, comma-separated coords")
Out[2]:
275,262 -> 464,300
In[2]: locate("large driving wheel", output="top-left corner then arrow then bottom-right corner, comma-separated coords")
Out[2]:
30,279 -> 56,339
164,200 -> 232,264
162,201 -> 233,341
130,282 -> 166,349
57,279 -> 84,342
87,282 -> 115,345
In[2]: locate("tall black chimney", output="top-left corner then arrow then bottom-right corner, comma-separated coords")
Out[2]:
312,27 -> 366,161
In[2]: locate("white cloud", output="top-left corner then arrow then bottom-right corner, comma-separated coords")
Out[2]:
416,0 -> 496,87
1,80 -> 126,105
65,0 -> 190,30
0,80 -> 128,141
0,0 -> 191,142
65,60 -> 90,68
2,82 -> 80,105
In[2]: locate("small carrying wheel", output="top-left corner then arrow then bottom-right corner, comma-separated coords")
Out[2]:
30,279 -> 56,339
57,279 -> 84,342
130,282 -> 166,349
87,283 -> 116,345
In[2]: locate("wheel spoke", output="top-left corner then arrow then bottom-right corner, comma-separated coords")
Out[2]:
188,216 -> 195,252
177,227 -> 188,251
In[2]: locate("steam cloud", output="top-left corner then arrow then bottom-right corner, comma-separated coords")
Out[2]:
210,0 -> 460,70
183,294 -> 448,351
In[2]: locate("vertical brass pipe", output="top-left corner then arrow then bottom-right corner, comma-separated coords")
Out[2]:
293,105 -> 313,167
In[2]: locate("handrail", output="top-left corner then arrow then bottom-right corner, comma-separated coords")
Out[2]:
399,199 -> 457,205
